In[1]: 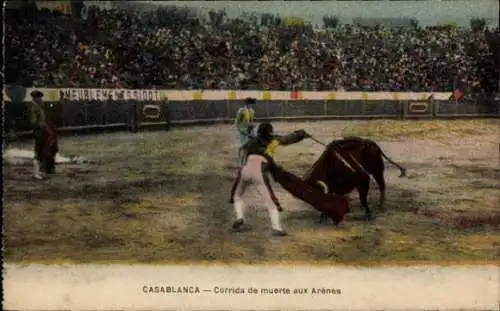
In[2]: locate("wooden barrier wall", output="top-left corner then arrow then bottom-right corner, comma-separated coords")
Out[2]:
3,87 -> 499,134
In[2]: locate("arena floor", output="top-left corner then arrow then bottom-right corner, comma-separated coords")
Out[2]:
3,119 -> 499,264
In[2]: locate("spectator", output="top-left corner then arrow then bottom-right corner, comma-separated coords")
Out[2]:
5,5 -> 499,93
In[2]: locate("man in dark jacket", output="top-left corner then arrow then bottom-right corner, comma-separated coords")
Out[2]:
28,90 -> 48,179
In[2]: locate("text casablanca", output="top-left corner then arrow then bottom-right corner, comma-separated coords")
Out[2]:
142,285 -> 342,295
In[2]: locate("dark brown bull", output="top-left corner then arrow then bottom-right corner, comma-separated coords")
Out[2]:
304,136 -> 407,222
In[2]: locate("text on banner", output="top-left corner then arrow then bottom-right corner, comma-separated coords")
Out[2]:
60,89 -> 162,101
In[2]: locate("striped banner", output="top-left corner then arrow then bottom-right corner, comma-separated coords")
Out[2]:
192,92 -> 202,101
291,91 -> 303,100
2,86 -> 455,102
327,92 -> 337,100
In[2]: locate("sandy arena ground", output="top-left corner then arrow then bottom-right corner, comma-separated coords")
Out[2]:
3,119 -> 499,264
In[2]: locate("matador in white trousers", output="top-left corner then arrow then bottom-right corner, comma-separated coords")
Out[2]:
229,122 -> 310,236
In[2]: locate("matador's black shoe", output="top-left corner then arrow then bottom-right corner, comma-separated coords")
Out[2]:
232,219 -> 244,231
272,229 -> 288,237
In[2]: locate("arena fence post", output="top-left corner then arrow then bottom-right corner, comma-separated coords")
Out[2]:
265,99 -> 270,118
403,99 -> 408,119
497,97 -> 500,117
127,100 -> 139,133
60,98 -> 66,128
282,99 -> 287,118
191,99 -> 196,121
83,100 -> 88,130
225,98 -> 230,120
101,98 -> 107,126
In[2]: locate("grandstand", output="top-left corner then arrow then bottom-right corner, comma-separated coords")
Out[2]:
5,0 -> 499,93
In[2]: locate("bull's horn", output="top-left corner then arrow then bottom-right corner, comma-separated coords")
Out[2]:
316,180 -> 329,194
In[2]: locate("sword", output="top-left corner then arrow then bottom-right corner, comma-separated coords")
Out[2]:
308,136 -> 328,147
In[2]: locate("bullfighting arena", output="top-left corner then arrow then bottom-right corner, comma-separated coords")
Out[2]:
3,119 -> 500,264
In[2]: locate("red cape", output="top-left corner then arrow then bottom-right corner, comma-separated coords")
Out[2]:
44,121 -> 59,159
271,166 -> 350,224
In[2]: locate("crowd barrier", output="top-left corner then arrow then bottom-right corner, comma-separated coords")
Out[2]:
3,87 -> 499,136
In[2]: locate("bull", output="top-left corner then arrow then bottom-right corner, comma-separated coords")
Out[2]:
303,136 -> 407,222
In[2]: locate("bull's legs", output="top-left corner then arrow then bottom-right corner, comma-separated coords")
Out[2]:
315,181 -> 330,224
319,213 -> 328,223
357,178 -> 374,221
372,171 -> 386,212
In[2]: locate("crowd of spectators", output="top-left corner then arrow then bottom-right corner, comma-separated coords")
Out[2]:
5,4 -> 499,93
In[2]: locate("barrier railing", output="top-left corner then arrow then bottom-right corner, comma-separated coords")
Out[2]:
3,88 -> 499,135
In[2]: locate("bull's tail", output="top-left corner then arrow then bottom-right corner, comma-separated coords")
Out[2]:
380,150 -> 406,177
